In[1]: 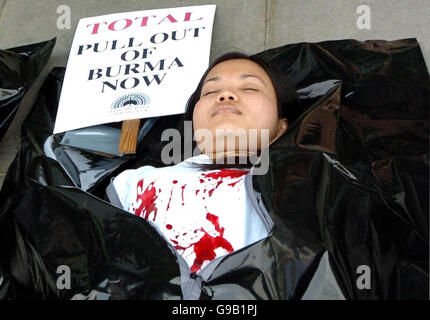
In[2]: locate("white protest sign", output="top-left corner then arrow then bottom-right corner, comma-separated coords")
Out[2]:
54,5 -> 216,134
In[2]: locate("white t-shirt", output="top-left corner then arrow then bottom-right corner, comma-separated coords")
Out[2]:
107,154 -> 269,273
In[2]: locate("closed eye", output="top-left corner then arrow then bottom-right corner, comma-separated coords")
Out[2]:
243,88 -> 258,91
202,91 -> 219,96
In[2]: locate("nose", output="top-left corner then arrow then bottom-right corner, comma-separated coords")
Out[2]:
216,90 -> 238,103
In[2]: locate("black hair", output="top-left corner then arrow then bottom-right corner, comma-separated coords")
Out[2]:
179,52 -> 300,171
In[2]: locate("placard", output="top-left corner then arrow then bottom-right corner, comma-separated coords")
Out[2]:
54,5 -> 216,134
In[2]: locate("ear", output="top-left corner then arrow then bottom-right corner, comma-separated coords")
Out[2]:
269,118 -> 288,146
278,118 -> 288,136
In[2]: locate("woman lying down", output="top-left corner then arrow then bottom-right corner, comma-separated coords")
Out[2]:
107,52 -> 296,272
106,53 -> 316,284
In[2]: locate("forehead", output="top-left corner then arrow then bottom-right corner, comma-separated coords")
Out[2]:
205,59 -> 271,81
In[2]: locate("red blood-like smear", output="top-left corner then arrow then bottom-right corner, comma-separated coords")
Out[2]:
181,184 -> 186,205
190,232 -> 233,272
190,212 -> 234,272
201,169 -> 248,180
166,188 -> 173,211
168,213 -> 234,272
208,181 -> 222,197
172,243 -> 189,251
228,180 -> 241,187
200,169 -> 247,197
134,169 -> 247,272
134,180 -> 158,221
206,213 -> 222,233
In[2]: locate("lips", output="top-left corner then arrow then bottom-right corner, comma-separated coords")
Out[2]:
212,105 -> 241,116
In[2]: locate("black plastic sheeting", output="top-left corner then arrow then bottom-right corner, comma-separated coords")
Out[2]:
0,38 -> 55,143
0,38 -> 428,300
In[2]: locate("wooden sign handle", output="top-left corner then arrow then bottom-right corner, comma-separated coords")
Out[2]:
118,119 -> 140,154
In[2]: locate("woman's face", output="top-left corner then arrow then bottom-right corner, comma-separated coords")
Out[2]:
193,59 -> 288,156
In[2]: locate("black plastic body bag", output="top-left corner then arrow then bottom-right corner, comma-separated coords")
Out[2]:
0,38 -> 428,300
0,39 -> 55,143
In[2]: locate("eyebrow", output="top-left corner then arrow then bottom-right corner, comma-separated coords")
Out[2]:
240,74 -> 267,86
203,74 -> 267,87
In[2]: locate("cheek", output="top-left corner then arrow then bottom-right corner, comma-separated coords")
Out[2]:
192,101 -> 206,132
248,97 -> 279,127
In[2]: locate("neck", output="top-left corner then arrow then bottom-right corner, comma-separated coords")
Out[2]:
204,150 -> 258,163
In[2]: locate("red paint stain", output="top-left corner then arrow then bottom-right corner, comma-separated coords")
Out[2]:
181,184 -> 186,206
190,213 -> 234,272
228,180 -> 241,187
134,169 -> 248,272
171,242 -> 189,251
201,169 -> 248,180
206,212 -> 223,234
169,212 -> 234,273
208,180 -> 223,197
201,169 -> 248,197
166,187 -> 173,211
134,179 -> 158,221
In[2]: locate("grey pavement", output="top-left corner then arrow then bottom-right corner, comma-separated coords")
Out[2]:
0,0 -> 429,188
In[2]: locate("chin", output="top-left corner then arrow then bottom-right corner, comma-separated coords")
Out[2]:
212,126 -> 246,135
210,121 -> 245,132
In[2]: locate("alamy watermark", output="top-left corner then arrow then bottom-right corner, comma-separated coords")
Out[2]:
160,121 -> 270,175
56,5 -> 71,30
56,265 -> 71,290
356,265 -> 371,290
356,5 -> 371,30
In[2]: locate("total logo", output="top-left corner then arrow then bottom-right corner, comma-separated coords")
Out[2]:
110,92 -> 150,115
